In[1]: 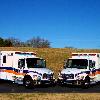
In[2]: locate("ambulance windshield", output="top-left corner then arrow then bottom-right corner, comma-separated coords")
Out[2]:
65,59 -> 88,69
26,58 -> 46,68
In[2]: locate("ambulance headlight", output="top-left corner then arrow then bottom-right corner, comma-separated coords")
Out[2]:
58,73 -> 63,79
80,76 -> 84,80
76,75 -> 84,80
33,75 -> 41,80
37,76 -> 41,80
51,73 -> 55,79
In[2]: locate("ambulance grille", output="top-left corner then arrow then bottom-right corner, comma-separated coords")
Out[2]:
62,74 -> 74,79
42,73 -> 53,79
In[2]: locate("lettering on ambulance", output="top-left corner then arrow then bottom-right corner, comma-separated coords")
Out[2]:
0,67 -> 42,77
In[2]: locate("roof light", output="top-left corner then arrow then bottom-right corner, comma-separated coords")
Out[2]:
15,52 -> 36,55
72,54 -> 78,56
89,54 -> 96,56
15,52 -> 21,54
72,53 -> 96,56
83,54 -> 87,56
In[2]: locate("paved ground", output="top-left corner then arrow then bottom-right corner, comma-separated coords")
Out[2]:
0,80 -> 100,93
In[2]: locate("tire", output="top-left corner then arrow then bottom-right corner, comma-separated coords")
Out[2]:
57,79 -> 65,87
23,76 -> 34,88
50,80 -> 56,87
82,76 -> 90,88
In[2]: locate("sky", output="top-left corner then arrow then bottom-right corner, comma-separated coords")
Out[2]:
0,0 -> 100,48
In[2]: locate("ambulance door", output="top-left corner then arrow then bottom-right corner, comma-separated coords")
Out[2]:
0,55 -> 7,80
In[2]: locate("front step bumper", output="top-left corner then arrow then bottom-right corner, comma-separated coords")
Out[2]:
57,79 -> 87,85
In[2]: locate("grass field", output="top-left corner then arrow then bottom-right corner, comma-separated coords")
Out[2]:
0,47 -> 100,76
0,93 -> 100,100
0,47 -> 100,100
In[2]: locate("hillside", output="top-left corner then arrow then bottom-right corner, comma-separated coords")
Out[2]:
0,47 -> 100,77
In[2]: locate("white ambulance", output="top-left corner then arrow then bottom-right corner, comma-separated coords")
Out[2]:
0,51 -> 55,88
58,53 -> 100,87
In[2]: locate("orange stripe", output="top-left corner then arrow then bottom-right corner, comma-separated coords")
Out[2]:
89,71 -> 100,76
95,71 -> 100,74
3,70 -> 25,75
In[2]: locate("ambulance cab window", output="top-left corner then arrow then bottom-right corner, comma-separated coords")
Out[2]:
3,56 -> 6,63
65,59 -> 88,69
26,58 -> 46,68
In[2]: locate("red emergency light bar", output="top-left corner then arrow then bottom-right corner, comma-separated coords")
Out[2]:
72,53 -> 96,56
15,52 -> 36,55
89,54 -> 96,56
72,54 -> 88,56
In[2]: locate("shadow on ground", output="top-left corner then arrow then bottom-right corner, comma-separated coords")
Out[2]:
0,80 -> 100,93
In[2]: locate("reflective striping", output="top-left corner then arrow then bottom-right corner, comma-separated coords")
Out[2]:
0,67 -> 26,76
75,68 -> 100,77
3,70 -> 25,75
29,71 -> 42,76
0,66 -> 42,76
0,69 -> 25,76
95,71 -> 100,74
0,67 -> 13,70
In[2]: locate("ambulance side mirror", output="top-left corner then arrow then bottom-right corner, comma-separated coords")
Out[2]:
63,60 -> 67,68
63,65 -> 66,69
18,59 -> 25,69
89,60 -> 95,69
92,61 -> 95,67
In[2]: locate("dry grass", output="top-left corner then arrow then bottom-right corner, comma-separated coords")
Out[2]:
0,47 -> 100,77
0,93 -> 100,100
0,47 -> 100,100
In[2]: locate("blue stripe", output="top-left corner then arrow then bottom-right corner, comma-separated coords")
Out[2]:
78,68 -> 100,75
23,70 -> 28,73
0,67 -> 19,73
0,67 -> 13,70
0,67 -> 42,76
29,71 -> 42,75
14,69 -> 19,73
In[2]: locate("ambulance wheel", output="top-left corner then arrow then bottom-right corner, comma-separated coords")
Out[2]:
50,81 -> 56,87
23,76 -> 34,88
82,76 -> 90,88
57,79 -> 65,86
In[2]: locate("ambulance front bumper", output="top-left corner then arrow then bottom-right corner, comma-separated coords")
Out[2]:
40,79 -> 55,85
57,78 -> 85,85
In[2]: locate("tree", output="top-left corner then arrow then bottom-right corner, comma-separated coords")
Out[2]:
26,37 -> 50,48
4,39 -> 13,47
40,39 -> 50,48
0,36 -> 51,47
0,37 -> 4,47
7,37 -> 25,47
0,37 -> 13,47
